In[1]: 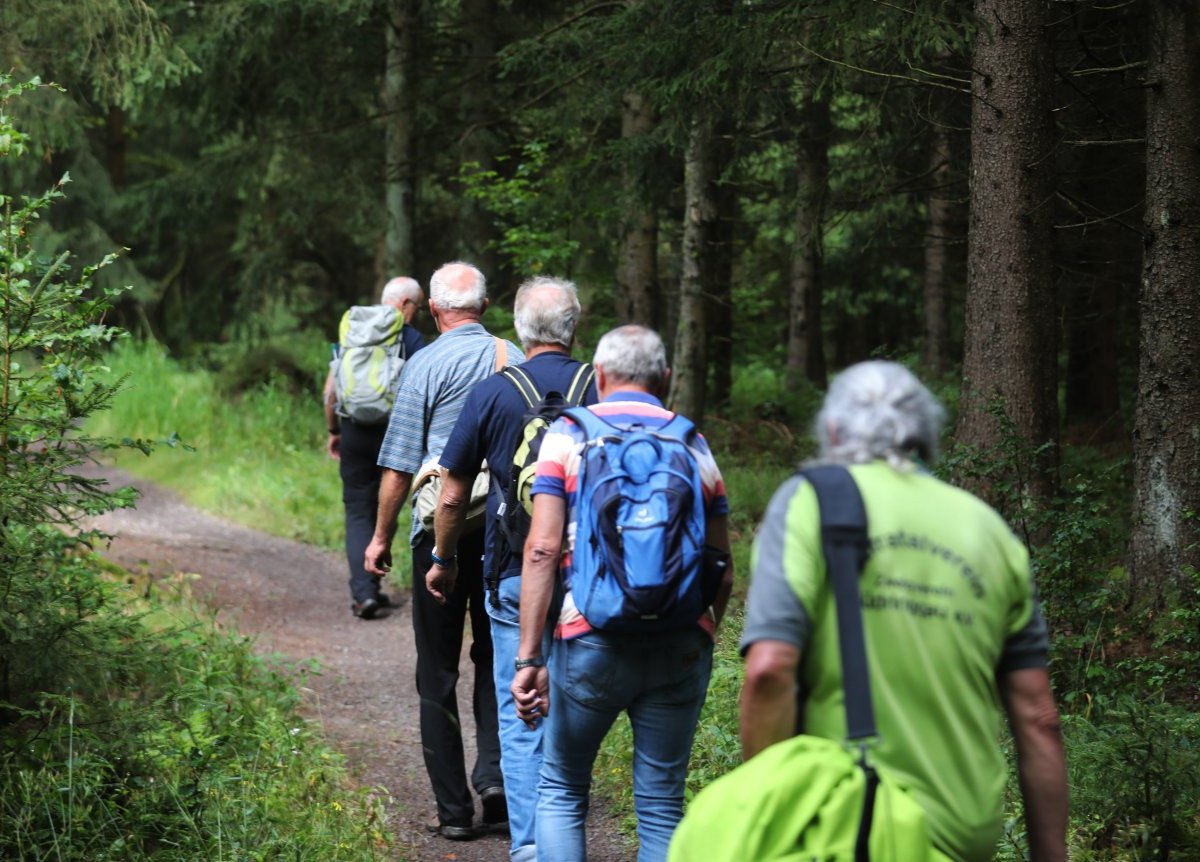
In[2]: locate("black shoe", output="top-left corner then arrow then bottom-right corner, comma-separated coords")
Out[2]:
352,597 -> 380,619
435,823 -> 477,841
375,592 -> 394,608
480,785 -> 508,828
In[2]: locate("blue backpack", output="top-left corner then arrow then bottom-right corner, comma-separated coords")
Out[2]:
563,406 -> 710,632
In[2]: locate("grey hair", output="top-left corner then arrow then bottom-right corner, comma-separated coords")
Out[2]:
815,361 -> 945,469
513,277 -> 581,349
593,325 -> 667,389
380,276 -> 422,305
429,261 -> 487,312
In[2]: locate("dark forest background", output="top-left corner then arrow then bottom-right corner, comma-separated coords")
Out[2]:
2,1 -> 1200,857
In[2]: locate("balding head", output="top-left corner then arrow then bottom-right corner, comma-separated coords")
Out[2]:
381,276 -> 422,306
513,276 -> 581,350
429,261 -> 487,314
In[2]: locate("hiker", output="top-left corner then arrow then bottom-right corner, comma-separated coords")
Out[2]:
739,361 -> 1067,862
429,276 -> 597,861
323,276 -> 425,619
363,261 -> 522,840
511,325 -> 734,862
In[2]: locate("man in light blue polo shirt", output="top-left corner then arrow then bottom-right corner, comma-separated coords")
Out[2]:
365,260 -> 522,840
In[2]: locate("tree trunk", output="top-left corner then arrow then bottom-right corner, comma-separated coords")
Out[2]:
922,120 -> 952,376
1130,0 -> 1200,605
709,158 -> 737,411
957,0 -> 1059,508
786,91 -> 829,389
383,0 -> 416,279
616,91 -> 659,327
669,116 -> 718,422
458,0 -> 499,281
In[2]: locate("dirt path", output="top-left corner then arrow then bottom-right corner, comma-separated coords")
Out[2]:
84,466 -> 633,862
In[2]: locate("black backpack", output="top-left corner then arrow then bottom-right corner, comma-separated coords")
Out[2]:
488,362 -> 594,597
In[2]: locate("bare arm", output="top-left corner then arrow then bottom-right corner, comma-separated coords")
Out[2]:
427,469 -> 477,603
740,639 -> 800,760
323,371 -> 340,460
511,493 -> 565,727
364,468 -> 412,576
1000,667 -> 1068,862
706,513 -> 734,628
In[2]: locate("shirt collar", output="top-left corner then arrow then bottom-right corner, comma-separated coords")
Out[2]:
439,321 -> 486,337
602,390 -> 663,408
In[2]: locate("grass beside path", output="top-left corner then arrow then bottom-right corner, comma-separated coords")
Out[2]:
1,561 -> 393,861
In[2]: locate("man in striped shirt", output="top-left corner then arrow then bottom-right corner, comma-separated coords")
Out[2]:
365,261 -> 522,840
511,325 -> 734,862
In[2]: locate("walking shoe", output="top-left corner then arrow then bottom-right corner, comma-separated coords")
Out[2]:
375,592 -> 394,608
480,785 -> 508,828
432,822 -> 476,841
351,597 -> 380,619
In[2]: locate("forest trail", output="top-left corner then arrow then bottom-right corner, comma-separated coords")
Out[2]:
83,466 -> 633,862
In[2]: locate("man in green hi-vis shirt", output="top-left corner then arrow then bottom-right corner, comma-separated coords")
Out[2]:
740,361 -> 1067,862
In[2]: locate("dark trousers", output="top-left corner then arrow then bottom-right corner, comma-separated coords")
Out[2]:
412,529 -> 502,826
339,420 -> 388,605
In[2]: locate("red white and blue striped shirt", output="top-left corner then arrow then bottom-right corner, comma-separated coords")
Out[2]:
530,390 -> 729,639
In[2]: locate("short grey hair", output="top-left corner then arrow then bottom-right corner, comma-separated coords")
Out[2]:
380,276 -> 422,305
815,361 -> 945,468
513,277 -> 581,350
593,325 -> 667,390
429,261 -> 487,312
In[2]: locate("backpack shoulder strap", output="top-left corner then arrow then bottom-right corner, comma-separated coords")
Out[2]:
565,363 -> 595,406
656,412 -> 697,445
563,405 -> 614,442
798,465 -> 876,743
500,365 -> 541,410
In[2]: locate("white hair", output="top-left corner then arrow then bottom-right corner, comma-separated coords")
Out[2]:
815,361 -> 945,469
429,261 -> 487,312
593,325 -> 667,389
380,276 -> 422,305
513,277 -> 580,350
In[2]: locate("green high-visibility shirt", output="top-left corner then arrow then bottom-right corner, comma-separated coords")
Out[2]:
742,461 -> 1049,862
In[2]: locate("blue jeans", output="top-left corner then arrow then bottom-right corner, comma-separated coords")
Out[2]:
536,628 -> 713,862
489,575 -> 551,861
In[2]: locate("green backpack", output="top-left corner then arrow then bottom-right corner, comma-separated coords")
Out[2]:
331,305 -> 407,425
669,465 -> 948,862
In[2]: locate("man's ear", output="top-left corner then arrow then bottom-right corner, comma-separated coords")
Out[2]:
481,297 -> 490,314
658,367 -> 672,399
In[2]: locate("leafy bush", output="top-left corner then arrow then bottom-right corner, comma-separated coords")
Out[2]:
0,76 -> 391,860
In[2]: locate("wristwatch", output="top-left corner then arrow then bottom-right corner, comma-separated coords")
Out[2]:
431,548 -> 457,567
514,656 -> 545,671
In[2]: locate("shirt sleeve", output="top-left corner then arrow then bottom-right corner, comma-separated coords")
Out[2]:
530,416 -> 577,500
378,353 -> 431,473
688,432 -> 729,516
740,475 -> 813,654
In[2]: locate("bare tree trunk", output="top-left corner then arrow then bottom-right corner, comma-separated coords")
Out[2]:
1130,0 -> 1200,606
957,0 -> 1059,508
383,0 -> 416,280
786,91 -> 829,389
669,116 -> 718,422
616,91 -> 659,327
709,160 -> 737,410
459,0 -> 499,280
922,120 -> 952,376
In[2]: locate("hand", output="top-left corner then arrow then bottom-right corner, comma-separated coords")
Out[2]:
425,562 -> 457,605
326,432 -> 341,460
364,536 -> 392,577
511,665 -> 550,728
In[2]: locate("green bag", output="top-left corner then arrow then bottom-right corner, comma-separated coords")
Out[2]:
669,465 -> 947,862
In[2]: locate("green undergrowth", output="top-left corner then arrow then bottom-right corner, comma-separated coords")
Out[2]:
1,559 -> 395,861
86,339 -> 415,585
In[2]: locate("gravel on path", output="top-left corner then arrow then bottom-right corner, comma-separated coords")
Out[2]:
84,466 -> 634,862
